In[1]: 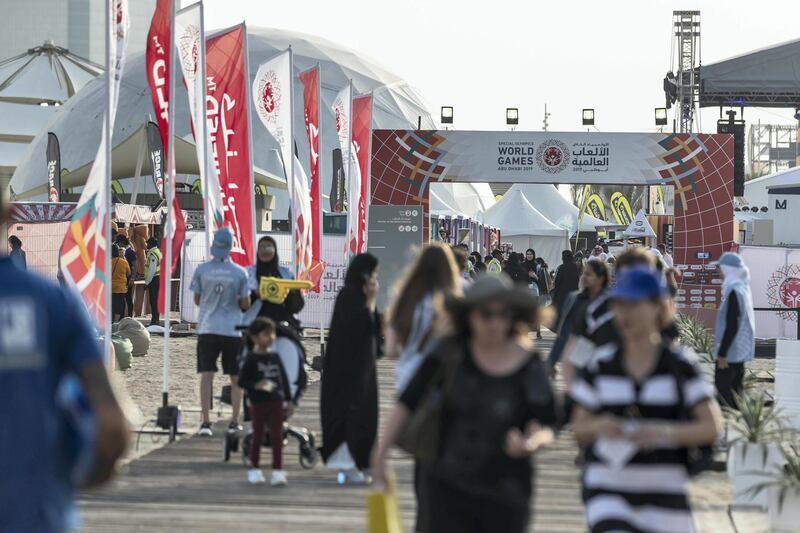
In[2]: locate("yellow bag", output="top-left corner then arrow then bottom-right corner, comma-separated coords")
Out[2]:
367,484 -> 403,533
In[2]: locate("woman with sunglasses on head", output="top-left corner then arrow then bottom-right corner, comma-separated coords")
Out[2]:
372,274 -> 557,533
569,267 -> 721,533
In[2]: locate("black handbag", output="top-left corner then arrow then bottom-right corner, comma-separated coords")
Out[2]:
396,344 -> 461,464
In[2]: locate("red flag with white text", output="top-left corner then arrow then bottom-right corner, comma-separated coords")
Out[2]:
299,65 -> 324,290
352,95 -> 372,254
206,25 -> 254,267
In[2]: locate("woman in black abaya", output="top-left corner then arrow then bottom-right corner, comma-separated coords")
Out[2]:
320,253 -> 381,484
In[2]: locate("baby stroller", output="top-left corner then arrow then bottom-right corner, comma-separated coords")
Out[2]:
223,322 -> 319,469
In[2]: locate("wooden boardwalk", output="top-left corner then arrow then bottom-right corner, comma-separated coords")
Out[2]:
79,333 -> 588,532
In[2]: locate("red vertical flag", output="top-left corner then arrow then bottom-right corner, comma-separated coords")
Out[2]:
299,65 -> 325,290
352,94 -> 372,254
146,0 -> 185,315
206,25 -> 254,267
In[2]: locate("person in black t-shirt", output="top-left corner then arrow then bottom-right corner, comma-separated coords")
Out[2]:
238,318 -> 294,487
371,275 -> 557,533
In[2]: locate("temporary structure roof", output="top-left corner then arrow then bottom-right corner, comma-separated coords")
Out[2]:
744,166 -> 800,208
11,27 -> 435,204
430,183 -> 496,218
700,38 -> 800,108
622,210 -> 657,238
0,41 -> 102,177
508,183 -> 609,233
481,187 -> 568,237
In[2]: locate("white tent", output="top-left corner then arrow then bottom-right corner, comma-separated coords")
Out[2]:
508,183 -> 609,234
430,183 -> 496,218
429,187 -> 463,217
481,187 -> 568,267
744,166 -> 800,210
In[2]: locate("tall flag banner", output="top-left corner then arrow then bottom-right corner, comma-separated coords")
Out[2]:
206,25 -> 254,266
60,0 -> 129,326
46,132 -> 61,202
176,2 -> 223,234
145,0 -> 171,163
352,94 -> 372,254
299,65 -> 325,290
291,153 -> 317,284
145,121 -> 165,197
585,192 -> 606,220
610,192 -> 634,226
332,83 -> 358,255
329,148 -> 345,212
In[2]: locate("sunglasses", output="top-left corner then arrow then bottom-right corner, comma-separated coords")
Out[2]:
476,306 -> 512,321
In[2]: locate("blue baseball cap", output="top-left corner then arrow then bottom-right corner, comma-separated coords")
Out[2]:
210,227 -> 233,259
715,252 -> 744,269
610,266 -> 668,302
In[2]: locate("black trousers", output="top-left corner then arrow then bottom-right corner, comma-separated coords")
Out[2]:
124,284 -> 134,317
715,362 -> 745,408
424,476 -> 529,533
148,276 -> 160,325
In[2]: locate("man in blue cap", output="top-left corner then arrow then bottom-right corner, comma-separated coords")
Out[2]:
190,227 -> 251,436
713,252 -> 755,408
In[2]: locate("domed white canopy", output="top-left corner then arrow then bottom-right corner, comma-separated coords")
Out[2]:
11,27 -> 436,207
508,183 -> 609,234
0,41 -> 101,178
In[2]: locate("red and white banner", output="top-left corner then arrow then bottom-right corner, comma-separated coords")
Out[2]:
252,50 -> 292,185
299,65 -> 324,289
332,83 -> 358,255
299,66 -> 321,261
176,2 -> 223,233
60,0 -> 129,326
145,0 -> 171,163
206,25 -> 254,266
352,94 -> 372,254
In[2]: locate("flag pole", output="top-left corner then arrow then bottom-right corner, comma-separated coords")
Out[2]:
347,78 -> 354,263
103,0 -> 113,366
316,63 -> 324,355
162,0 -> 177,409
243,23 -> 257,262
365,91 -> 373,254
288,46 -> 297,277
198,1 -> 213,251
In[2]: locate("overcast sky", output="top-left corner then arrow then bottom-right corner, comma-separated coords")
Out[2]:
202,0 -> 799,134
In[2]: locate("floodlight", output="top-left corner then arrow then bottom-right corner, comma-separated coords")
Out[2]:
506,108 -> 519,126
655,107 -> 668,126
441,106 -> 453,124
582,109 -> 595,126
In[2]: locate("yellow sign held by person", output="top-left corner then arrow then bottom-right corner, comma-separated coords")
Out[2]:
258,277 -> 314,304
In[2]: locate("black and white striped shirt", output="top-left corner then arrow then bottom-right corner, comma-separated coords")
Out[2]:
570,343 -> 713,533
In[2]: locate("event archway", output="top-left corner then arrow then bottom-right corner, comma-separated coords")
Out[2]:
370,130 -> 734,312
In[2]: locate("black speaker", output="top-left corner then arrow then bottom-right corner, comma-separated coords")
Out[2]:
717,120 -> 745,197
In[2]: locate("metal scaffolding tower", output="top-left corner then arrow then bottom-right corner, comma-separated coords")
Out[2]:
748,122 -> 798,178
672,11 -> 701,133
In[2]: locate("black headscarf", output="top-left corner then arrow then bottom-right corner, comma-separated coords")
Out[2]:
256,235 -> 282,279
341,253 -> 379,304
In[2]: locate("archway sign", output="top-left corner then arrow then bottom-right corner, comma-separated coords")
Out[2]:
370,130 -> 734,312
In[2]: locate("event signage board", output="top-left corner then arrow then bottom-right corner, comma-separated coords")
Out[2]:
367,205 -> 423,309
371,129 -> 734,312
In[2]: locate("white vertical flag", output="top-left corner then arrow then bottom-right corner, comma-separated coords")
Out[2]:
175,2 -> 223,242
332,82 -> 358,256
252,49 -> 300,271
292,154 -> 313,275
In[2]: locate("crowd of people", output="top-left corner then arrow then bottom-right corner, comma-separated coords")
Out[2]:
4,178 -> 755,532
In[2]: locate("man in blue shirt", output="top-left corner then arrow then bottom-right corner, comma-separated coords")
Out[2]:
0,187 -> 129,532
190,227 -> 251,436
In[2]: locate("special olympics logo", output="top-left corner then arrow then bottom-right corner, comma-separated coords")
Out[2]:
536,140 -> 570,174
333,100 -> 347,134
255,71 -> 281,123
766,264 -> 800,320
178,25 -> 200,81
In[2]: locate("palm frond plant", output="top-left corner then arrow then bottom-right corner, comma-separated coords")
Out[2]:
675,313 -> 714,358
745,444 -> 800,514
724,391 -> 787,463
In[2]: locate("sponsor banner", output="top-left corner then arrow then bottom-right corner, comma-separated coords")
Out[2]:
176,2 -> 223,230
585,192 -> 605,220
740,245 -> 800,338
145,121 -> 165,197
60,0 -> 129,326
352,94 -> 372,254
610,191 -> 633,225
206,25 -> 254,266
46,132 -> 61,202
299,65 -> 321,263
145,0 -> 171,163
332,84 -> 357,254
329,148 -> 345,212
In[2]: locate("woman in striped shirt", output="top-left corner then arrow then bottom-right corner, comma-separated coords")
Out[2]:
570,267 -> 721,533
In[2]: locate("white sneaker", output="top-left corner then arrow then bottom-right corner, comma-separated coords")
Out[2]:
270,470 -> 288,487
248,468 -> 266,485
198,422 -> 213,437
338,468 -> 370,485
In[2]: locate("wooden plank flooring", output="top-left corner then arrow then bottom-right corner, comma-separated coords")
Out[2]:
79,333 -> 588,532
